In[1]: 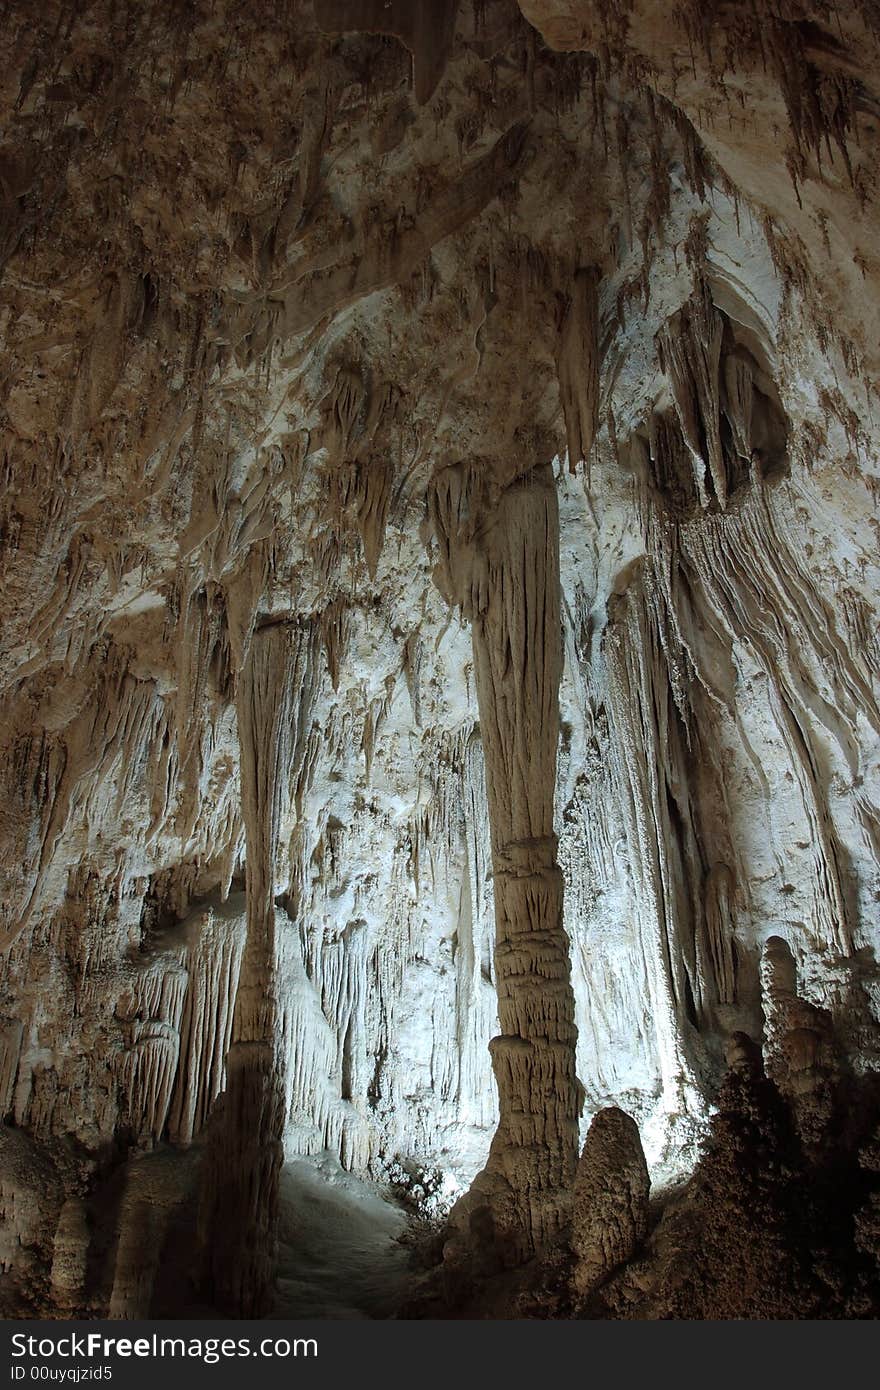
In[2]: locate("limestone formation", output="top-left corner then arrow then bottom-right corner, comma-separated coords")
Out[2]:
198,619 -> 319,1314
0,0 -> 878,1320
760,935 -> 839,1153
431,462 -> 580,1262
571,1107 -> 649,1297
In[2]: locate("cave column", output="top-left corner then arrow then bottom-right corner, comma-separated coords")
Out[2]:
447,462 -> 580,1260
199,619 -> 306,1316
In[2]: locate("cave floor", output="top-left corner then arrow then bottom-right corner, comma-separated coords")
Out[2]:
272,1158 -> 414,1319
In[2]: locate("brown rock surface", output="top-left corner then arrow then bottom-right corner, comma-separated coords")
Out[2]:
571,1106 -> 649,1296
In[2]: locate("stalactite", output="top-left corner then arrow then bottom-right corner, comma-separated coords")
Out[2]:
656,281 -> 727,510
315,1 -> 461,106
116,961 -> 186,1146
49,1198 -> 89,1314
604,570 -> 707,1099
356,454 -> 395,579
167,899 -> 247,1147
0,645 -> 164,953
556,267 -> 601,475
677,482 -> 877,956
0,1019 -> 23,1118
402,630 -> 424,727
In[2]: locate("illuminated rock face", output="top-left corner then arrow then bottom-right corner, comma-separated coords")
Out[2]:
0,0 -> 879,1317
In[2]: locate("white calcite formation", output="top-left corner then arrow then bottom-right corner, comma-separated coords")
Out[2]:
0,0 -> 878,1318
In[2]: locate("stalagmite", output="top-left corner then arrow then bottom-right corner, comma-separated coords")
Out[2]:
556,267 -> 600,474
49,1198 -> 89,1314
108,1192 -> 165,1320
760,936 -> 838,1152
571,1107 -> 650,1297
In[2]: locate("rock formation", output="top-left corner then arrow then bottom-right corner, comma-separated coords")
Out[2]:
0,0 -> 878,1319
571,1107 -> 649,1297
430,461 -> 579,1264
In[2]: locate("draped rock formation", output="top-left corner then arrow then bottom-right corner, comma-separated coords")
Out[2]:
0,0 -> 879,1320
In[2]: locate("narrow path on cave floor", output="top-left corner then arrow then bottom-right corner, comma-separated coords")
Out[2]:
273,1157 -> 414,1319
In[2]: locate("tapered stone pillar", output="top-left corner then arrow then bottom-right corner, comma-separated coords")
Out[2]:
431,461 -> 580,1262
199,619 -> 314,1315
